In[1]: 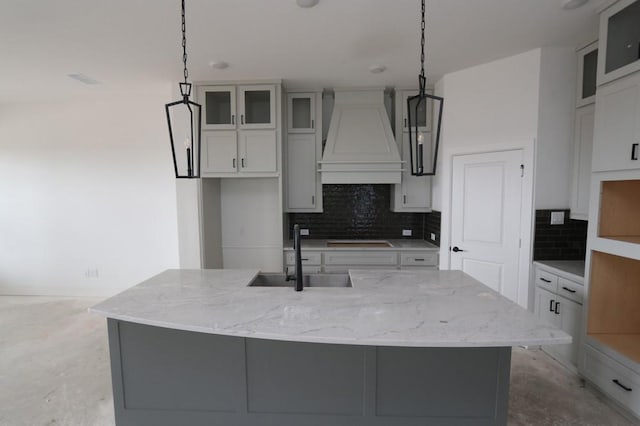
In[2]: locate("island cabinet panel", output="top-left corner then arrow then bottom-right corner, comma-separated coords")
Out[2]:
108,319 -> 511,426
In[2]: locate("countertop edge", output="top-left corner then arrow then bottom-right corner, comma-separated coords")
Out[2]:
533,261 -> 585,283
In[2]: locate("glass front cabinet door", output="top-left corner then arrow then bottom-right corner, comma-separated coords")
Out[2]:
198,85 -> 237,130
238,85 -> 277,129
598,0 -> 640,85
287,93 -> 316,133
577,42 -> 598,107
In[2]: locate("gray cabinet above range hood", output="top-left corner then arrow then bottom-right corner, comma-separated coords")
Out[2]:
319,89 -> 403,184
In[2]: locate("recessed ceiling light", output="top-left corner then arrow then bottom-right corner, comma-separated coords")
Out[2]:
562,0 -> 589,10
209,61 -> 229,70
67,73 -> 100,85
369,65 -> 386,74
296,0 -> 319,8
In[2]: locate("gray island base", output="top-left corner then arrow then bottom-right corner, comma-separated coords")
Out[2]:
92,269 -> 571,426
108,319 -> 510,426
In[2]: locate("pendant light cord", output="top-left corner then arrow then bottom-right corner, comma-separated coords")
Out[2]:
181,0 -> 188,85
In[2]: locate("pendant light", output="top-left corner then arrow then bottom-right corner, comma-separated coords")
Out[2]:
165,0 -> 202,178
407,0 -> 443,176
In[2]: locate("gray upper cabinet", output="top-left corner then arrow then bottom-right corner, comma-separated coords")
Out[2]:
577,42 -> 598,107
598,0 -> 640,85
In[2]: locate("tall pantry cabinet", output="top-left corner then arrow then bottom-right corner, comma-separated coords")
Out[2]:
580,0 -> 640,419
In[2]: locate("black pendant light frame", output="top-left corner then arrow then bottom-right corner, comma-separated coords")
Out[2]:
166,0 -> 202,179
407,0 -> 444,177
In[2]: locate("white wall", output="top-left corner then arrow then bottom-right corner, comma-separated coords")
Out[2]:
535,47 -> 576,209
0,89 -> 181,296
434,49 -> 541,265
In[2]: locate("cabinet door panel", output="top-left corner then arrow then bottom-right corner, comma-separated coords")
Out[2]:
570,105 -> 595,219
401,90 -> 431,132
288,93 -> 316,133
553,297 -> 582,366
400,132 -> 430,209
239,85 -> 276,129
286,134 -> 316,210
198,86 -> 236,130
202,131 -> 237,173
592,73 -> 640,172
534,287 -> 560,328
239,130 -> 277,173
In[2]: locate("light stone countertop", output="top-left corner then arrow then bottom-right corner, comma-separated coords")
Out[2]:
283,239 -> 439,251
90,269 -> 570,348
533,260 -> 585,283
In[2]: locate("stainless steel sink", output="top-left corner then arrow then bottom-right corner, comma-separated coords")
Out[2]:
249,273 -> 352,288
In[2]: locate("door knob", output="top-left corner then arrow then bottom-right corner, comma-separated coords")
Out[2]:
452,246 -> 464,253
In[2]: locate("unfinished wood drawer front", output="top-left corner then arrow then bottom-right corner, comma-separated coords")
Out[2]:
285,252 -> 321,265
323,251 -> 398,266
557,278 -> 584,304
535,269 -> 558,292
400,252 -> 438,267
584,345 -> 640,417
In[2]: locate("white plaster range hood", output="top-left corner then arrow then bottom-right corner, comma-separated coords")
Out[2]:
319,88 -> 402,184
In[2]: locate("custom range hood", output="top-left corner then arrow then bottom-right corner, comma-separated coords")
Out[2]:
319,88 -> 402,184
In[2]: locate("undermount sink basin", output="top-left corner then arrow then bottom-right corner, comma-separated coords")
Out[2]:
249,273 -> 352,288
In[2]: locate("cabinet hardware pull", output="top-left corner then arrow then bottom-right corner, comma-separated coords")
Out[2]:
632,143 -> 639,161
301,258 -> 309,261
613,379 -> 632,392
312,195 -> 315,205
403,195 -> 407,204
233,158 -> 236,168
540,278 -> 551,283
241,114 -> 244,125
404,118 -> 407,128
311,119 -> 314,129
561,286 -> 576,293
414,258 -> 425,261
555,302 -> 560,315
232,115 -> 235,125
241,158 -> 245,168
549,300 -> 555,312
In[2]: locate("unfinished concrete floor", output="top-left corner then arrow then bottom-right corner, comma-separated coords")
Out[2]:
0,296 -> 635,426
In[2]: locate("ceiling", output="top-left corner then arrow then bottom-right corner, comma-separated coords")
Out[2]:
0,0 -> 604,103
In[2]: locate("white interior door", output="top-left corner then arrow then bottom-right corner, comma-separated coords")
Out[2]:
450,150 -> 524,303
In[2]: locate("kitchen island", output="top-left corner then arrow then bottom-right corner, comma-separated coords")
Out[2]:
91,269 -> 570,426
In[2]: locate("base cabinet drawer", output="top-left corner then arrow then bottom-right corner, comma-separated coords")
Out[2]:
323,251 -> 398,266
323,265 -> 399,274
583,345 -> 640,417
284,251 -> 321,265
400,252 -> 438,266
535,268 -> 558,292
557,277 -> 584,304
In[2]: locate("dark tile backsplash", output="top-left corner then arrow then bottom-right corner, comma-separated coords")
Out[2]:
288,184 -> 426,239
533,209 -> 587,261
425,210 -> 441,246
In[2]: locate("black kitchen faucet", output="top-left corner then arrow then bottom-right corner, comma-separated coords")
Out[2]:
286,224 -> 304,291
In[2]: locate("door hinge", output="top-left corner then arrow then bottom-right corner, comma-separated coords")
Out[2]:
520,164 -> 524,178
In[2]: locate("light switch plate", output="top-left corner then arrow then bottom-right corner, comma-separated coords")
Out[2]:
550,211 -> 565,225
430,233 -> 436,241
402,229 -> 412,237
300,228 -> 310,236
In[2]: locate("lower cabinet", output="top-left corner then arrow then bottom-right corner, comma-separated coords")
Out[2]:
583,344 -> 640,418
284,250 -> 438,274
533,269 -> 583,369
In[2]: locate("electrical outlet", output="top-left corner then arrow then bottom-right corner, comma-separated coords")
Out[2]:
300,228 -> 310,236
550,211 -> 565,225
402,229 -> 412,237
430,233 -> 436,241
